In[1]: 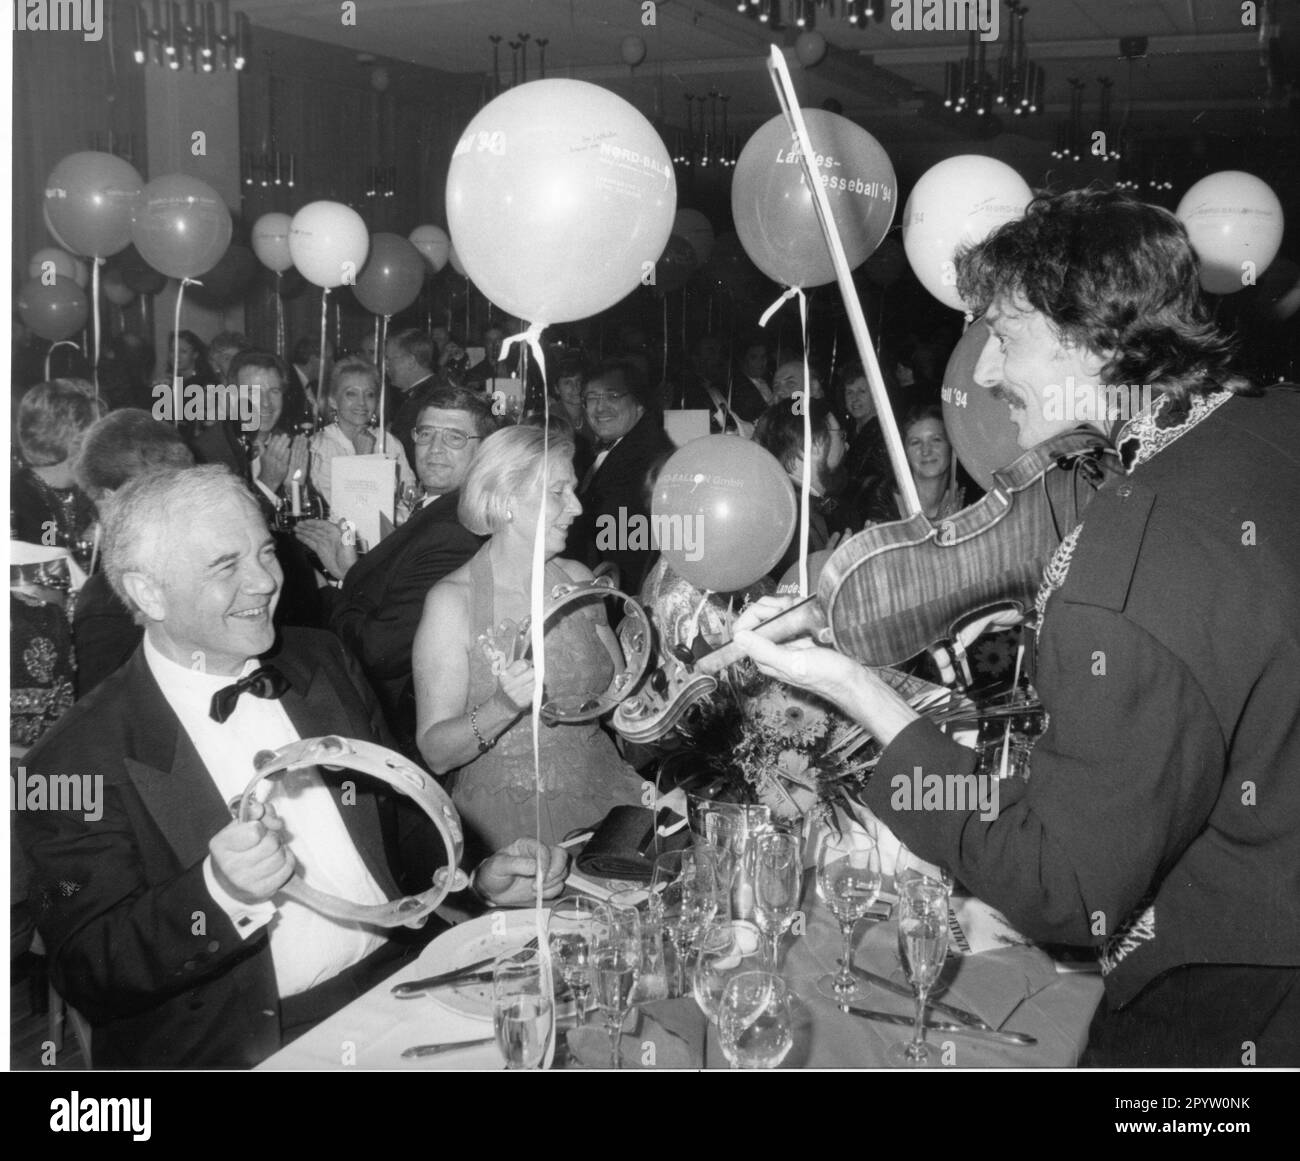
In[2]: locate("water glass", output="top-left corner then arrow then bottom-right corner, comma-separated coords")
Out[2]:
692,919 -> 765,1024
492,947 -> 553,1071
718,971 -> 794,1069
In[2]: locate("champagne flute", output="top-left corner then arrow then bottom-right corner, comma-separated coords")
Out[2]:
650,850 -> 719,995
718,971 -> 794,1069
887,877 -> 951,1067
607,889 -> 669,1004
590,903 -> 641,1069
816,829 -> 882,1003
747,831 -> 802,971
547,897 -> 604,1026
492,947 -> 553,1071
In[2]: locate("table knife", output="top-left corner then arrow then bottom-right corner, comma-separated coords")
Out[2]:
391,956 -> 496,998
401,1037 -> 497,1059
840,1005 -> 1037,1047
843,962 -> 1018,1036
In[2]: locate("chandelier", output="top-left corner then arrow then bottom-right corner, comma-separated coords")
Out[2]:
134,1 -> 249,72
945,2 -> 1043,118
672,92 -> 739,170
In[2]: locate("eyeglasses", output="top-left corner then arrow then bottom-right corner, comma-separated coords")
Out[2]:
582,390 -> 629,407
411,425 -> 482,449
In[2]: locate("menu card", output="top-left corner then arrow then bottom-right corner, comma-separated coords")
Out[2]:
331,455 -> 397,548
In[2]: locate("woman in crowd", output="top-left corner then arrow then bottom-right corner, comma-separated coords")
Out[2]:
413,423 -> 642,854
11,380 -> 102,566
71,410 -> 196,696
309,355 -> 414,509
549,353 -> 594,476
167,329 -> 213,390
836,361 -> 892,516
863,402 -> 966,524
754,396 -> 857,583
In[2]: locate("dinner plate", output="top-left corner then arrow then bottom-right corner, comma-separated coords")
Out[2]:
422,908 -> 551,1021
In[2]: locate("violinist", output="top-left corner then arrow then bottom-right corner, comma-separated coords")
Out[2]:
732,188 -> 1300,1067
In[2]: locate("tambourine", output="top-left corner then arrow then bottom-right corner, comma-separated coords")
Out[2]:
483,576 -> 654,724
236,735 -> 470,929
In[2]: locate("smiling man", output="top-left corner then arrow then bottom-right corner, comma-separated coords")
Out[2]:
565,356 -> 673,594
17,465 -> 565,1068
732,188 -> 1300,1067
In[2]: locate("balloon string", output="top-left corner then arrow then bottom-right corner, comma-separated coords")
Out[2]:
172,277 -> 200,426
377,314 -> 390,443
506,321 -> 550,922
317,287 -> 331,423
662,294 -> 669,398
90,259 -> 102,400
796,288 -> 811,600
275,273 -> 286,359
758,285 -> 799,328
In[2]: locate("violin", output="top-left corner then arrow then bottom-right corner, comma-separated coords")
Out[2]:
611,428 -> 1115,745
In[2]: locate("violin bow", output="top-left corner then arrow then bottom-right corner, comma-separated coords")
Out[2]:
764,47 -> 923,521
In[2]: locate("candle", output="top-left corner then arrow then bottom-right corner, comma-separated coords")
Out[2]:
290,478 -> 302,517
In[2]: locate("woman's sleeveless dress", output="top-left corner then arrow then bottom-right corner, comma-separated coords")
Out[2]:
450,549 -> 643,852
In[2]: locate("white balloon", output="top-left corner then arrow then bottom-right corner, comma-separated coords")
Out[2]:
288,201 -> 370,289
409,224 -> 451,273
902,155 -> 1033,311
1177,171 -> 1284,296
252,212 -> 294,273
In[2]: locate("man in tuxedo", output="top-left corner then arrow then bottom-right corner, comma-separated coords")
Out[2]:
290,336 -> 332,424
296,387 -> 495,753
565,357 -> 674,594
385,329 -> 440,468
17,465 -> 565,1069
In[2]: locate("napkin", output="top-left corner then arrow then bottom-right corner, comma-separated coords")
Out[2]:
574,805 -> 693,881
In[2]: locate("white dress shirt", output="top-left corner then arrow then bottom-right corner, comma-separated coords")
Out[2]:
144,635 -> 388,997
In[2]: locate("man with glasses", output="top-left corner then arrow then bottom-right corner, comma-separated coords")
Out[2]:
564,357 -> 673,594
297,387 -> 495,753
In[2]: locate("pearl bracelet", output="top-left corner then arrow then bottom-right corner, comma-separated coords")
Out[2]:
469,703 -> 493,753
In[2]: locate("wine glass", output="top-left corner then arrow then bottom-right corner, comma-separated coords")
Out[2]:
547,897 -> 604,1027
718,971 -> 794,1069
692,919 -> 765,1024
650,849 -> 720,995
747,831 -> 802,970
816,828 -> 882,1003
590,903 -> 641,1069
886,877 -> 951,1068
492,947 -> 553,1071
607,889 -> 669,1005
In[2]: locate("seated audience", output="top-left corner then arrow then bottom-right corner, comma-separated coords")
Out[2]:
414,424 -> 643,854
863,403 -> 966,524
17,464 -> 567,1068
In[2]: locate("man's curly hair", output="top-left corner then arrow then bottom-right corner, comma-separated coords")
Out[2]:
955,187 -> 1253,405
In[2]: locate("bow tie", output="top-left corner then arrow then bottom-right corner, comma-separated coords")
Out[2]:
209,665 -> 291,724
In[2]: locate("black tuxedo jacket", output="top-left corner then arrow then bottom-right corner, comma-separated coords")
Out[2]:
17,628 -> 445,1068
565,410 -> 674,594
331,491 -> 483,749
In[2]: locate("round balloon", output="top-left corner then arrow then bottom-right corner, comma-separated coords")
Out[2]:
17,277 -> 89,342
251,212 -> 294,273
902,155 -> 1032,311
446,78 -> 676,324
1176,170 -> 1284,296
654,234 -> 697,295
101,266 -> 135,306
28,248 -> 88,288
131,174 -> 233,280
940,318 -> 1022,490
732,110 -> 897,288
44,151 -> 143,259
651,436 -> 797,592
115,244 -> 169,295
672,208 -> 715,266
795,31 -> 827,68
355,232 -> 426,316
409,224 -> 451,273
289,201 -> 370,289
621,35 -> 647,67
